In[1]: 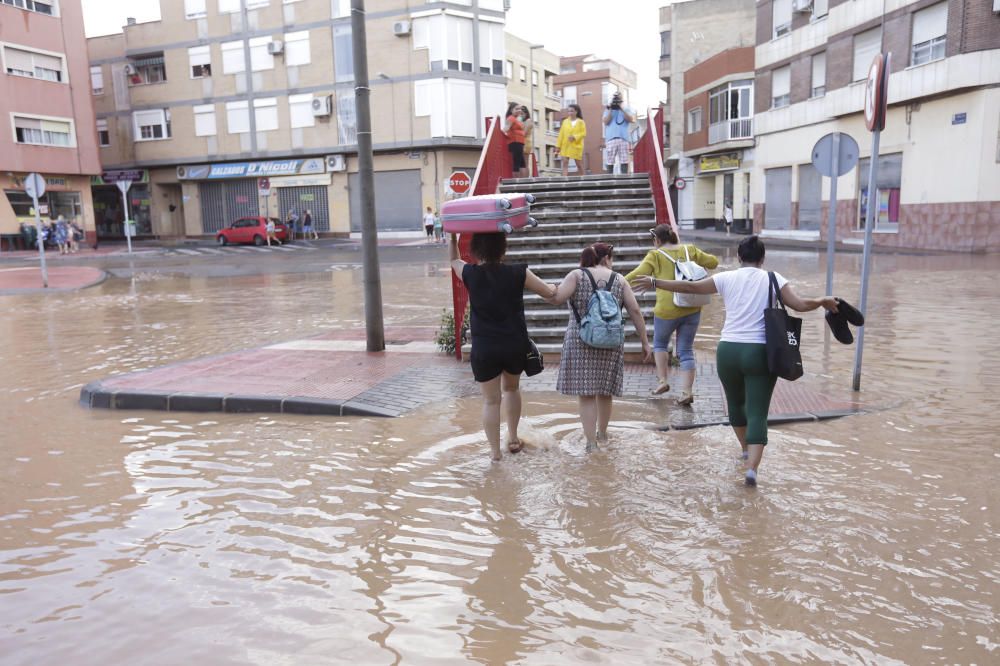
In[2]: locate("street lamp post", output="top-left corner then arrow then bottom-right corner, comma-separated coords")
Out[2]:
529,44 -> 543,173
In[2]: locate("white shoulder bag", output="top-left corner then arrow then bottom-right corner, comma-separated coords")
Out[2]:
657,246 -> 712,308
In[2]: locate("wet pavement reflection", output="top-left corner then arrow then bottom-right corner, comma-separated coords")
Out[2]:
1,247 -> 998,664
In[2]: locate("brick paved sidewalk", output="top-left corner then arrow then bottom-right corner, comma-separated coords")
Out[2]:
80,327 -> 866,427
0,266 -> 107,292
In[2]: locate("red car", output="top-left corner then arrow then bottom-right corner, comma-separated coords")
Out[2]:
216,217 -> 289,246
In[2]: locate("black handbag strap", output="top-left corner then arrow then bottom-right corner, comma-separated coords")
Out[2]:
768,271 -> 787,311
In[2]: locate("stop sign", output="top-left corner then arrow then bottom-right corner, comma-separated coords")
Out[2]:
449,171 -> 471,194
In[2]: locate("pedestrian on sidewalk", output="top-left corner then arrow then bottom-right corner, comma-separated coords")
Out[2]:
504,102 -> 528,178
631,235 -> 839,487
433,210 -> 444,244
54,215 -> 70,255
69,219 -> 84,253
450,232 -> 556,461
304,209 -> 318,240
624,225 -> 718,405
550,242 -> 652,452
423,206 -> 436,243
266,218 -> 282,246
724,202 -> 734,236
602,92 -> 635,175
286,209 -> 298,241
556,104 -> 586,177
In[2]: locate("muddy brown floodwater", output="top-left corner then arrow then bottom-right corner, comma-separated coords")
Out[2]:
1,248 -> 998,664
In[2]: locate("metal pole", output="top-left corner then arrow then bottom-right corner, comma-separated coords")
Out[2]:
825,132 -> 840,296
852,129 -> 880,391
351,0 -> 385,352
529,47 -> 535,173
31,194 -> 48,288
121,186 -> 133,255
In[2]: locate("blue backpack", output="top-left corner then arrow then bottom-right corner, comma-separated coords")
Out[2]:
571,269 -> 624,349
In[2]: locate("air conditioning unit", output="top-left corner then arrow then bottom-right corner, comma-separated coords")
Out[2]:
176,166 -> 188,179
326,154 -> 346,172
312,95 -> 333,117
267,41 -> 284,55
792,0 -> 813,11
392,20 -> 410,36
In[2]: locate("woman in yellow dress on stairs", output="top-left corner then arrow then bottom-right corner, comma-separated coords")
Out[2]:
556,104 -> 587,177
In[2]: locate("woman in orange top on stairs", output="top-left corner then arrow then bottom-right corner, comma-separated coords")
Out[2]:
504,102 -> 528,178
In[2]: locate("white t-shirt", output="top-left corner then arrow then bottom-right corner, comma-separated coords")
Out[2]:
712,267 -> 788,344
423,213 -> 435,227
266,220 -> 275,232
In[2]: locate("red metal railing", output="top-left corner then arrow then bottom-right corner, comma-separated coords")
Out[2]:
633,107 -> 679,235
450,116 -> 512,359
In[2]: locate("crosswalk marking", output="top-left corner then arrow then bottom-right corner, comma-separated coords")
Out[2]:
175,248 -> 202,255
166,243 -> 322,256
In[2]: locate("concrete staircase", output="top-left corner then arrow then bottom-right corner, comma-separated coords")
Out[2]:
499,173 -> 658,356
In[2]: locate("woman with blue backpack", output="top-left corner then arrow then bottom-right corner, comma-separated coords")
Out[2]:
550,242 -> 652,452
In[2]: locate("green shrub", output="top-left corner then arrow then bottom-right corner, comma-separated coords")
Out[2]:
435,308 -> 470,354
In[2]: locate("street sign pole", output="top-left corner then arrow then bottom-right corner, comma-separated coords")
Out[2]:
25,173 -> 48,288
852,128 -> 879,391
825,132 -> 840,297
116,179 -> 134,255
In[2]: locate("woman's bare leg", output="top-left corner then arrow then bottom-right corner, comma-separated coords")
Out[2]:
579,396 -> 598,451
596,395 -> 613,443
653,351 -> 670,392
480,377 -> 503,461
500,371 -> 522,452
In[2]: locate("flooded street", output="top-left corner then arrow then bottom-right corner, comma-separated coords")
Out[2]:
1,247 -> 997,664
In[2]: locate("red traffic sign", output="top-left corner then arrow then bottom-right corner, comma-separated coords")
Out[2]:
674,177 -> 686,190
448,171 -> 471,194
258,177 -> 271,195
864,52 -> 891,132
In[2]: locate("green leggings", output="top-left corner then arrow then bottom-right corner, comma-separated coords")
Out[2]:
716,341 -> 777,446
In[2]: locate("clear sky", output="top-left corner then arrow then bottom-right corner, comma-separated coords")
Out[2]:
81,0 -> 667,110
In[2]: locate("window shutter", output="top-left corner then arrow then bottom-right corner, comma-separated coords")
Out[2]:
772,66 -> 790,97
188,46 -> 211,67
4,47 -> 34,72
221,41 -> 245,74
853,28 -> 881,81
194,104 -> 216,136
812,53 -> 826,89
912,2 -> 947,45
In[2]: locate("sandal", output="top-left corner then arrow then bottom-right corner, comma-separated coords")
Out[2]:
651,381 -> 670,395
506,439 -> 523,454
676,391 -> 694,406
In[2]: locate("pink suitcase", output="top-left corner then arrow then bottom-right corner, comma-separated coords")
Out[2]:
441,193 -> 538,234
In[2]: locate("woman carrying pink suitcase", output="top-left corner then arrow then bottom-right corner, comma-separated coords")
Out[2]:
450,232 -> 556,461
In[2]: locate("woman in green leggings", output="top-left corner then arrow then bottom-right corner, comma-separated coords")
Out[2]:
631,236 -> 838,486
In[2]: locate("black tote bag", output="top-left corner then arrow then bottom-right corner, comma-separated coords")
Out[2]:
524,338 -> 544,377
764,272 -> 804,381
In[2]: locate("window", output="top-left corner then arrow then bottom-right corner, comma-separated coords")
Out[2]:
417,13 -> 473,73
184,0 -> 206,18
812,0 -> 828,19
288,93 -> 314,128
601,82 -> 619,106
331,0 -> 349,17
226,100 -> 250,134
285,30 -> 311,67
193,104 -> 216,136
249,37 -> 274,72
519,65 -> 526,82
660,31 -> 671,58
130,54 -> 166,85
188,46 -> 211,78
911,2 -> 947,66
853,27 -> 881,82
221,41 -> 244,74
687,107 -> 702,134
133,109 -> 170,140
771,65 -> 790,108
477,21 -> 503,75
247,0 -> 268,7
337,90 -> 356,144
13,115 -> 73,146
560,64 -> 576,74
253,97 -> 278,132
96,118 -> 109,146
533,108 -> 539,123
4,190 -> 35,216
217,0 -> 239,12
333,24 -> 353,82
531,70 -> 538,87
708,79 -> 752,142
811,52 -> 826,97
773,0 -> 791,38
2,46 -> 65,82
1,0 -> 55,16
505,60 -> 512,78
858,153 -> 902,231
562,85 -> 577,106
90,65 -> 103,94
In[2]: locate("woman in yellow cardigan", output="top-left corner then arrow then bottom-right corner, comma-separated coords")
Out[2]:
556,104 -> 586,177
624,225 -> 719,405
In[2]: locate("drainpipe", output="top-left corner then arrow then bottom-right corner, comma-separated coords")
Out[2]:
240,0 -> 258,153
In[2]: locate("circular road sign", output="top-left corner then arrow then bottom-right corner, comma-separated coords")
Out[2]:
864,53 -> 887,132
811,132 -> 860,178
674,177 -> 686,190
24,172 -> 46,199
449,171 -> 471,195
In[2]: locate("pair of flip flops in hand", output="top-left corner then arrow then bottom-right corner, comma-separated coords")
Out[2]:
826,298 -> 865,344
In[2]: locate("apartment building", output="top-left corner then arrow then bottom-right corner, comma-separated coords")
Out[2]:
753,0 -> 1000,251
87,0 -> 509,240
658,0 -> 756,228
554,55 -> 637,175
0,0 -> 101,246
504,34 -> 560,174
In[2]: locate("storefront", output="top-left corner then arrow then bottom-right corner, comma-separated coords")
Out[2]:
692,151 -> 752,233
0,172 -> 96,248
274,174 -> 331,232
91,170 -> 153,240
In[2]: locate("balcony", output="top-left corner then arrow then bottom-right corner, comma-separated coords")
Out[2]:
708,118 -> 753,144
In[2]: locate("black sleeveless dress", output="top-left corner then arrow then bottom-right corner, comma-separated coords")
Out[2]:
462,262 -> 529,382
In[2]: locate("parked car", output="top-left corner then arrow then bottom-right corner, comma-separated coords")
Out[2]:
216,217 -> 288,246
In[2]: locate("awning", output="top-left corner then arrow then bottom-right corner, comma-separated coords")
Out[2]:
131,55 -> 164,67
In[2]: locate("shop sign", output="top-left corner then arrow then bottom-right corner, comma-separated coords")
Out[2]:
271,173 -> 332,187
14,174 -> 65,189
699,154 -> 740,173
300,193 -> 315,202
92,170 -> 148,185
177,158 -> 326,180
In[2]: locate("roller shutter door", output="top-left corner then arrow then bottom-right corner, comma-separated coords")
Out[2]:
278,186 -> 330,231
764,167 -> 792,230
348,169 -> 422,232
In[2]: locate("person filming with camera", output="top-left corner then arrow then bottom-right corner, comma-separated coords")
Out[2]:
602,92 -> 636,175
